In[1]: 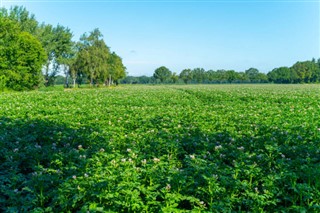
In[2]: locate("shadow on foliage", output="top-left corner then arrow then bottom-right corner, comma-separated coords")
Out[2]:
1,116 -> 320,212
0,117 -> 106,212
180,127 -> 320,211
141,115 -> 320,211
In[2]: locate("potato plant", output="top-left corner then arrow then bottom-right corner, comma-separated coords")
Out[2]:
0,84 -> 320,212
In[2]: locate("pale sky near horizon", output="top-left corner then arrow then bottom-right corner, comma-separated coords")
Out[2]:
1,0 -> 320,76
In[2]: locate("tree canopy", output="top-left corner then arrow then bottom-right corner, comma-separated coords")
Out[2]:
73,28 -> 110,86
267,60 -> 320,84
179,69 -> 193,84
0,6 -> 126,91
71,29 -> 126,87
1,6 -> 320,90
0,18 -> 46,91
133,59 -> 320,85
153,66 -> 172,83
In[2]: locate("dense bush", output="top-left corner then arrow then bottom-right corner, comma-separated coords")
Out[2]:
0,18 -> 46,91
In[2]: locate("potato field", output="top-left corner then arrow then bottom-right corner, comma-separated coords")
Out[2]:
1,84 -> 320,212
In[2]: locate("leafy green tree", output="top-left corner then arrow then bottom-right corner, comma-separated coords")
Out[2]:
74,28 -> 110,86
256,73 -> 268,83
237,72 -> 250,82
179,69 -> 193,84
54,26 -> 75,88
267,67 -> 292,83
171,72 -> 179,83
291,62 -> 309,83
225,70 -> 238,83
70,54 -> 83,88
291,61 -> 319,83
121,75 -> 155,84
55,75 -> 67,85
138,76 -> 152,84
205,70 -> 216,83
38,24 -> 74,86
0,18 -> 46,90
0,8 -> 8,18
216,69 -> 227,83
192,68 -> 206,83
120,76 -> 139,84
106,52 -> 126,85
59,55 -> 75,88
153,66 -> 172,83
0,6 -> 38,35
37,23 -> 55,86
1,6 -> 127,89
245,68 -> 260,82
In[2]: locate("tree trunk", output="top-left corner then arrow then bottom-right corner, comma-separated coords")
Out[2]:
64,66 -> 69,88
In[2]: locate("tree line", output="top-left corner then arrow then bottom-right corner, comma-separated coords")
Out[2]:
121,59 -> 320,84
1,6 -> 319,90
0,6 -> 126,91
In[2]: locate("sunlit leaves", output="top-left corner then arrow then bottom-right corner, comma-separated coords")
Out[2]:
1,84 -> 320,211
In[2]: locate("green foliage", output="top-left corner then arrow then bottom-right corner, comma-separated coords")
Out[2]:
53,25 -> 74,87
1,6 -> 38,35
140,67 -> 269,85
73,28 -> 110,86
1,6 -> 319,89
268,60 -> 320,84
54,75 -> 65,85
123,59 -> 319,85
245,67 -> 260,82
1,85 -> 320,212
120,75 -> 155,84
179,69 -> 193,84
171,72 -> 179,83
0,75 -> 7,91
153,66 -> 172,83
225,70 -> 238,83
0,7 -> 125,90
291,61 -> 320,83
38,85 -> 64,92
107,52 -> 126,85
268,67 -> 294,83
0,18 -> 46,91
191,68 -> 206,83
37,23 -> 74,86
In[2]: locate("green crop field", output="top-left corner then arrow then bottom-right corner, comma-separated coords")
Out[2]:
1,84 -> 320,212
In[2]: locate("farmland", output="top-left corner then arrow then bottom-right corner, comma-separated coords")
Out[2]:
1,84 -> 320,212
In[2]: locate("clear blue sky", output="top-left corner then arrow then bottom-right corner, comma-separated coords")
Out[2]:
2,0 -> 320,76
